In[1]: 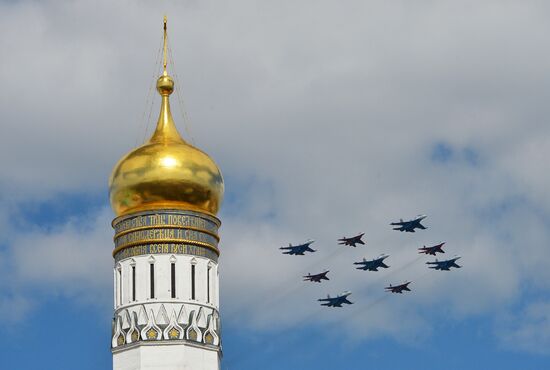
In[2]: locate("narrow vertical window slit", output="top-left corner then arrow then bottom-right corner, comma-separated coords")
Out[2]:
191,264 -> 196,300
150,263 -> 155,299
171,262 -> 176,299
132,266 -> 136,302
207,266 -> 211,303
117,268 -> 122,306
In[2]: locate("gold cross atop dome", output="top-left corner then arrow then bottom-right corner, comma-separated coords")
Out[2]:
109,17 -> 224,217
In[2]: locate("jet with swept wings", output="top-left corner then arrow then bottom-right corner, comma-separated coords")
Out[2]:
318,291 -> 353,307
354,254 -> 390,271
385,282 -> 412,294
391,215 -> 427,232
303,270 -> 330,283
338,233 -> 365,247
280,240 -> 316,255
418,242 -> 446,256
427,256 -> 461,271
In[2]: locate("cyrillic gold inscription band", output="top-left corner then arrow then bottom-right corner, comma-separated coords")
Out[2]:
113,243 -> 219,263
111,210 -> 221,262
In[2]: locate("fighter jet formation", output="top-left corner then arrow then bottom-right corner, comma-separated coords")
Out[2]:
279,214 -> 462,308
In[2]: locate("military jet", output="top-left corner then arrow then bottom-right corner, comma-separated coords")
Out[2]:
338,233 -> 365,247
318,291 -> 353,307
354,254 -> 390,271
391,215 -> 427,232
385,282 -> 412,294
427,256 -> 461,271
303,270 -> 330,283
418,242 -> 446,256
280,240 -> 316,255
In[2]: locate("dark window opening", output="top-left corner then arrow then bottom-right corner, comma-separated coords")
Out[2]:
207,267 -> 211,303
117,268 -> 122,305
150,264 -> 155,299
171,262 -> 176,299
132,266 -> 136,302
191,264 -> 196,300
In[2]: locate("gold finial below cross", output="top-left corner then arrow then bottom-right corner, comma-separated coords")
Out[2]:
163,16 -> 168,74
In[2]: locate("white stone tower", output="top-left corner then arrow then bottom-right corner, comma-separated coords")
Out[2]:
108,17 -> 224,370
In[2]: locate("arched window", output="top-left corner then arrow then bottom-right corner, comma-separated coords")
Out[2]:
207,262 -> 212,303
190,258 -> 197,300
148,256 -> 156,299
170,255 -> 177,299
116,264 -> 122,306
130,259 -> 136,302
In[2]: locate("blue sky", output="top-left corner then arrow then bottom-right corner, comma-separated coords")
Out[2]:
1,0 -> 550,369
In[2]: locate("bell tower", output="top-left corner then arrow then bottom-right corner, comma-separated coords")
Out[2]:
108,17 -> 224,370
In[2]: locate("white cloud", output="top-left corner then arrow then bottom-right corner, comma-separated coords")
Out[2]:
7,208 -> 113,307
498,301 -> 550,355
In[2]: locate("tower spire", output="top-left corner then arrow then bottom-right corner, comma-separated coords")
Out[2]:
147,15 -> 184,144
163,15 -> 168,75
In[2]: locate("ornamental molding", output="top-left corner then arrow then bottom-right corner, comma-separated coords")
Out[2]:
112,302 -> 220,350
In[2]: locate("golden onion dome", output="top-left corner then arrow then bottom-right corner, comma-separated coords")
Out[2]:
109,72 -> 224,216
109,22 -> 224,217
